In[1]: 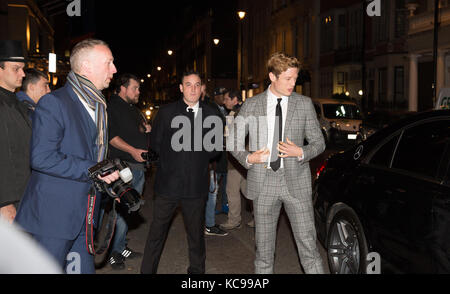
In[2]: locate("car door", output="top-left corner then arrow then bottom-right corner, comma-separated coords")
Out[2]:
376,119 -> 449,273
351,118 -> 449,273
429,142 -> 450,273
349,133 -> 405,271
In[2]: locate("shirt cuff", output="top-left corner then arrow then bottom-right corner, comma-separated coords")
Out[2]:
246,154 -> 253,167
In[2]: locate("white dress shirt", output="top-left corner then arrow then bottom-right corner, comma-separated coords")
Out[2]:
246,86 -> 304,168
77,95 -> 96,123
266,85 -> 288,169
186,101 -> 200,119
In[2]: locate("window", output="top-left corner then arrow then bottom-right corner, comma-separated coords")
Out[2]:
370,135 -> 400,167
378,68 -> 388,107
349,9 -> 362,49
395,0 -> 408,38
304,20 -> 310,57
321,15 -> 334,52
322,104 -> 363,120
338,14 -> 347,49
375,0 -> 390,42
394,66 -> 406,109
392,120 -> 450,178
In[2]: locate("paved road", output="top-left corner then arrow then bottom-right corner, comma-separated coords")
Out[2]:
96,148 -> 338,274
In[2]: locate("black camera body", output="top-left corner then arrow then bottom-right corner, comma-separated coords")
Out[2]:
141,149 -> 159,167
88,159 -> 143,213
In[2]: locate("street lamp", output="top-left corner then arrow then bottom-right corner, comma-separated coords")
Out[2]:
238,10 -> 247,97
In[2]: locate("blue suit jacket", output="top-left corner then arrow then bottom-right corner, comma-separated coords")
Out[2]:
16,83 -> 100,240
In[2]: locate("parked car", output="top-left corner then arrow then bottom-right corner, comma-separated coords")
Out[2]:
312,98 -> 364,147
313,110 -> 450,274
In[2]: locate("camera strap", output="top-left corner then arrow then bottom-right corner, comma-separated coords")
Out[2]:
86,186 -> 117,256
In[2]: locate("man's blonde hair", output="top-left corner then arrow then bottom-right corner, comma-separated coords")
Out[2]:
267,52 -> 300,78
70,39 -> 109,73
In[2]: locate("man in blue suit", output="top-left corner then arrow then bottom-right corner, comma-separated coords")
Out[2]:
15,39 -> 119,274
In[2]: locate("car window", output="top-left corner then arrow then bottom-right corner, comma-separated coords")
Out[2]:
392,120 -> 450,179
369,134 -> 400,167
323,104 -> 362,120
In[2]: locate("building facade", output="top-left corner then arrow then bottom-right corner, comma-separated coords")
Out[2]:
238,0 -> 450,112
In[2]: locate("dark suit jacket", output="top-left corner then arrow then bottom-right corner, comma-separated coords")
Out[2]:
15,83 -> 100,240
150,99 -> 222,199
0,87 -> 31,208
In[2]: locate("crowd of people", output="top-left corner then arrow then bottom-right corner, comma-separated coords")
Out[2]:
0,38 -> 326,274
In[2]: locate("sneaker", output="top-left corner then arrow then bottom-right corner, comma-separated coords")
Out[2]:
205,225 -> 229,236
247,219 -> 255,228
109,252 -> 125,270
121,247 -> 143,260
220,222 -> 242,230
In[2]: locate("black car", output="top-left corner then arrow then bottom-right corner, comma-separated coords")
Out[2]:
313,110 -> 450,274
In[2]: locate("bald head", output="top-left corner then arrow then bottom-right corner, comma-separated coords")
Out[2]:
70,39 -> 117,90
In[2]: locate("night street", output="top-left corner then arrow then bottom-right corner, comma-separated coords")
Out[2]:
1,0 -> 449,276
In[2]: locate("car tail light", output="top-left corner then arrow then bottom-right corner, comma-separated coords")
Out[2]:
316,160 -> 328,179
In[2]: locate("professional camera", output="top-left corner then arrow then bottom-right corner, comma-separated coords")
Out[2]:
88,159 -> 144,213
141,149 -> 159,167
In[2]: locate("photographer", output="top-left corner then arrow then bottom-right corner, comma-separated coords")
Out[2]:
104,73 -> 149,269
15,39 -> 119,274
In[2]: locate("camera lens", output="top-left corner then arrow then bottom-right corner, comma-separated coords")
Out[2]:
111,181 -> 143,212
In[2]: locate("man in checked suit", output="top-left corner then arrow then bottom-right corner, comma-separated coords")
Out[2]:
230,53 -> 326,274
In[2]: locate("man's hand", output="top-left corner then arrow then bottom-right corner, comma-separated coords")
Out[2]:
247,148 -> 270,164
0,204 -> 17,224
278,138 -> 303,158
98,170 -> 120,184
131,148 -> 148,163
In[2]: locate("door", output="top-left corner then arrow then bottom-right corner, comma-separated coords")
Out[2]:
354,118 -> 449,273
382,119 -> 450,272
418,61 -> 434,111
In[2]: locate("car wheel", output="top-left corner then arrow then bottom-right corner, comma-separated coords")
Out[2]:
327,209 -> 369,274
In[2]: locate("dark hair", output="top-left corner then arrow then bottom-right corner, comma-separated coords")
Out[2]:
0,61 -> 5,69
114,73 -> 139,94
22,68 -> 48,92
225,89 -> 242,102
180,70 -> 202,84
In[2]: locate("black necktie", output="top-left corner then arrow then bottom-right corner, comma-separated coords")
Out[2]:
271,98 -> 282,171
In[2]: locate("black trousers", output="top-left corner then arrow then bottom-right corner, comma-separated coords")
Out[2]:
140,194 -> 207,274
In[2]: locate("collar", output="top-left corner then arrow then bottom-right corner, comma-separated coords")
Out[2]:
184,101 -> 200,113
0,86 -> 18,106
16,91 -> 36,107
0,85 -> 15,97
267,85 -> 288,104
110,94 -> 134,106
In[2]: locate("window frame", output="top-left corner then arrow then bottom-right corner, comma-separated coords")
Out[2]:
365,117 -> 450,183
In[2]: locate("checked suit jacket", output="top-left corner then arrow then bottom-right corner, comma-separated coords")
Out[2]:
230,90 -> 325,201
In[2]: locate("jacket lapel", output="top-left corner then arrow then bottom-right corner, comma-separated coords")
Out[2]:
65,84 -> 98,160
257,91 -> 268,150
284,95 -> 298,138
